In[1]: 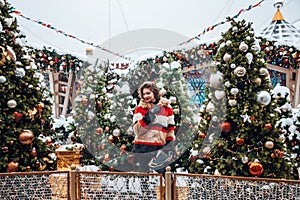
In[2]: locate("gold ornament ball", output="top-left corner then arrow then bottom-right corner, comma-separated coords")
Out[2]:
19,130 -> 34,145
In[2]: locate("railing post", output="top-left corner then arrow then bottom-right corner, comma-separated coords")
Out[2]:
70,165 -> 77,200
165,166 -> 173,200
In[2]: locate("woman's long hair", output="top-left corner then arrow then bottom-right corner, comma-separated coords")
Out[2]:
138,81 -> 160,104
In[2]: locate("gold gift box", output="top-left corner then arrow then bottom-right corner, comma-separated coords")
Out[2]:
55,145 -> 82,171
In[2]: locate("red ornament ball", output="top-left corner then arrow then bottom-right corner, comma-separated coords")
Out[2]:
248,162 -> 264,176
108,135 -> 114,143
265,123 -> 272,131
219,122 -> 232,133
7,161 -> 19,172
236,138 -> 244,145
198,132 -> 206,138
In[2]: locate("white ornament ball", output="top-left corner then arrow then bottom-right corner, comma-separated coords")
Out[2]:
241,156 -> 249,164
112,128 -> 121,137
264,141 -> 274,149
259,68 -> 269,76
228,99 -> 237,106
226,40 -> 232,46
110,115 -> 116,123
224,81 -> 231,87
234,66 -> 246,77
219,42 -> 226,48
206,102 -> 215,112
7,99 -> 17,108
230,88 -> 239,95
202,146 -> 211,157
223,53 -> 231,62
212,116 -> 218,121
239,42 -> 248,52
256,91 -> 271,106
169,96 -> 177,104
232,26 -> 238,32
170,61 -> 181,69
230,63 -> 236,69
0,75 -> 7,83
88,76 -> 94,82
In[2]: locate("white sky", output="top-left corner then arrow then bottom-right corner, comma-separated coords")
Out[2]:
8,0 -> 300,60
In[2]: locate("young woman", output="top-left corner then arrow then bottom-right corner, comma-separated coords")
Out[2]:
132,81 -> 175,173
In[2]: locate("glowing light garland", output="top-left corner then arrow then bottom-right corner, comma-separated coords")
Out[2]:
178,0 -> 265,46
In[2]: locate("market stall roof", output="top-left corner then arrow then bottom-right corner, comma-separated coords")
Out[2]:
259,0 -> 300,48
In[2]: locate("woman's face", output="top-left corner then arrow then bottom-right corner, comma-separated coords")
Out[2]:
142,88 -> 155,103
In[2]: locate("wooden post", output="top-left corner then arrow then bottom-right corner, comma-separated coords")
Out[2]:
70,165 -> 77,200
53,73 -> 60,118
165,166 -> 172,200
61,73 -> 74,116
294,69 -> 300,106
48,71 -> 56,118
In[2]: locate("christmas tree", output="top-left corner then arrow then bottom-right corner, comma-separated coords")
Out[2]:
0,0 -> 56,172
72,61 -> 134,171
188,19 -> 295,179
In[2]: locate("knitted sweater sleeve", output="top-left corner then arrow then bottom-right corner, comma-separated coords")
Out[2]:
132,106 -> 148,136
165,106 -> 175,141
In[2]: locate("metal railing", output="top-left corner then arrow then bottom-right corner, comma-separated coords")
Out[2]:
174,173 -> 300,200
0,167 -> 299,200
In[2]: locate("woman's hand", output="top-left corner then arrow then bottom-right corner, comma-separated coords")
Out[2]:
142,104 -> 161,125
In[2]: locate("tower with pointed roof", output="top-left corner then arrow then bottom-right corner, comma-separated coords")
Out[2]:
260,0 -> 300,48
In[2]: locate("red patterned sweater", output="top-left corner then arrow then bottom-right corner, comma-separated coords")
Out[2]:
132,98 -> 175,146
